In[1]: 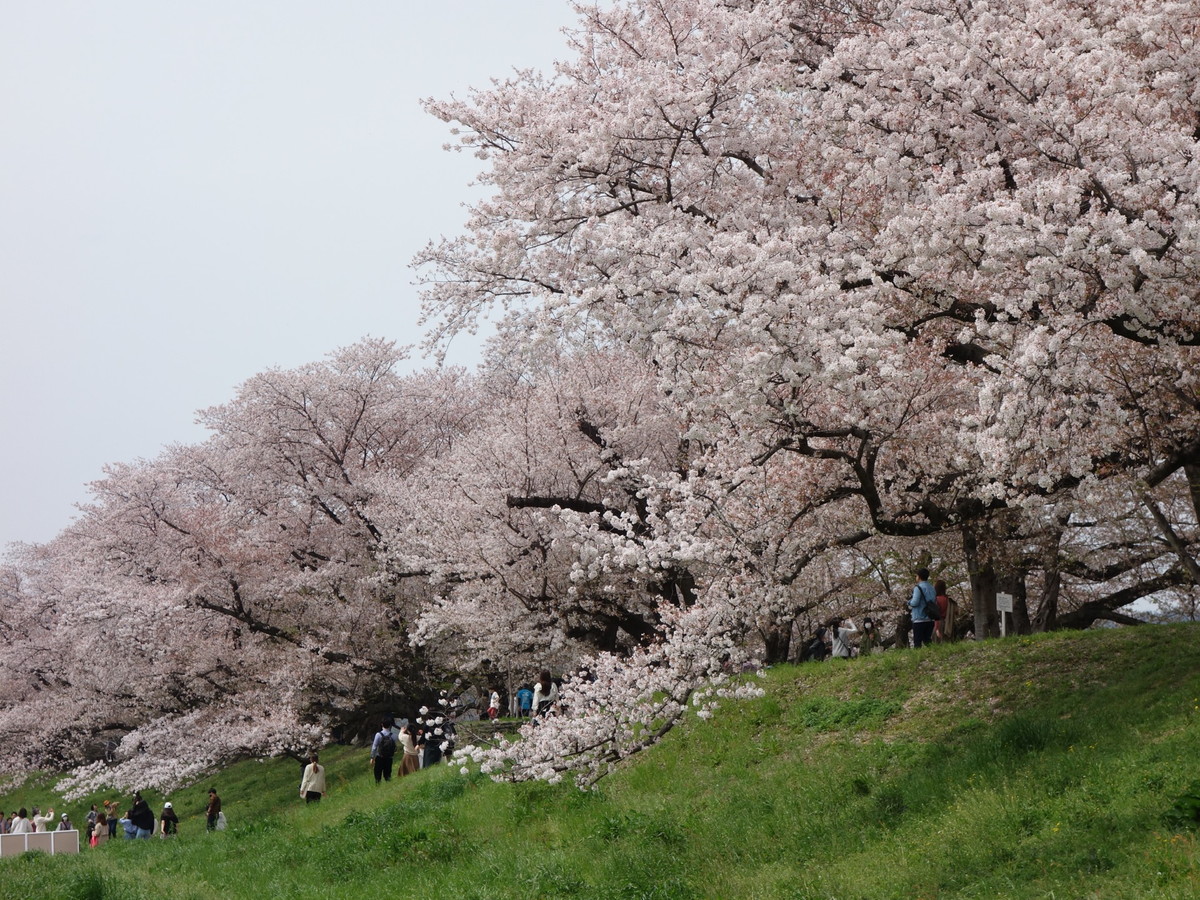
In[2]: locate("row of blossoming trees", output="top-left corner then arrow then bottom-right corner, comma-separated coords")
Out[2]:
3,0 -> 1199,792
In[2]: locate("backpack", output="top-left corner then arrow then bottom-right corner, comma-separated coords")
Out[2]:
378,732 -> 397,759
930,596 -> 946,620
920,585 -> 943,621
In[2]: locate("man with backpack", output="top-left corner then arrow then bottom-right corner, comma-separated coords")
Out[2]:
370,721 -> 396,783
909,567 -> 941,649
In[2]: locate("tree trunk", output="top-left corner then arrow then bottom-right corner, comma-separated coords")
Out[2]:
1000,571 -> 1029,635
895,608 -> 912,650
1185,463 -> 1200,523
1033,565 -> 1060,632
962,523 -> 998,639
759,615 -> 793,665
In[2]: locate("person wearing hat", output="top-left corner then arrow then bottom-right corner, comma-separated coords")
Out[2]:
57,812 -> 73,831
159,801 -> 179,836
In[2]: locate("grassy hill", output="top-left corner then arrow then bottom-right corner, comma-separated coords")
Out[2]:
3,624 -> 1200,899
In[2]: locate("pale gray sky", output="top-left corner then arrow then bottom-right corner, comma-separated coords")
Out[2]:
1,1 -> 577,550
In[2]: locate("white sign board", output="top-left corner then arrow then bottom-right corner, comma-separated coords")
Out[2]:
996,592 -> 1013,637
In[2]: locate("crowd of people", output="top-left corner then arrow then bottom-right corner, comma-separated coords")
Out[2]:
500,670 -> 558,719
0,789 -> 201,846
0,806 -> 70,835
368,716 -> 457,785
1,674 -> 565,841
800,570 -> 961,662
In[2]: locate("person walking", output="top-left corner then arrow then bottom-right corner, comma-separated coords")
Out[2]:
517,684 -> 533,717
370,722 -> 396,783
533,670 -> 558,717
300,753 -> 327,803
423,728 -> 443,768
399,725 -> 420,777
205,788 -> 222,831
414,727 -> 428,768
934,580 -> 955,641
909,568 -> 937,649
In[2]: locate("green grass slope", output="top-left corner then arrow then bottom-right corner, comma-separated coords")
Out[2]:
3,624 -> 1200,899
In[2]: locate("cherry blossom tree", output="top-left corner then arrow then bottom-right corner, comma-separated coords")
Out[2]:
414,0 -> 1200,780
382,344 -> 687,678
417,0 -> 1200,620
0,341 -> 480,792
5,0 -> 1200,795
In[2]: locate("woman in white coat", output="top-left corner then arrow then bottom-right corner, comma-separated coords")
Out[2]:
829,617 -> 858,659
532,670 -> 559,717
300,753 -> 327,803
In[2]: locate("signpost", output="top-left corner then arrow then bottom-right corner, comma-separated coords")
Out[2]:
996,592 -> 1013,638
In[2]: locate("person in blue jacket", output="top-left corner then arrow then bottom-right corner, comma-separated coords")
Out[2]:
516,685 -> 534,717
909,567 -> 937,649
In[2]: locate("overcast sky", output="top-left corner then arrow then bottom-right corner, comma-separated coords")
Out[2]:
1,1 -> 577,550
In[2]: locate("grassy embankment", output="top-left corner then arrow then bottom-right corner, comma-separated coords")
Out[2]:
2,623 -> 1200,899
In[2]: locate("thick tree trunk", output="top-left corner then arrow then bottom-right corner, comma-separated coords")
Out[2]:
962,523 -> 998,639
759,615 -> 793,665
1000,571 -> 1030,635
895,608 -> 912,650
1033,565 -> 1061,632
1186,463 -> 1200,523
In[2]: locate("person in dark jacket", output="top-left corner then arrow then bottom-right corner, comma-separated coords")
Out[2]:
130,793 -> 155,839
205,788 -> 222,831
370,722 -> 396,783
801,625 -> 829,662
160,801 -> 179,836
